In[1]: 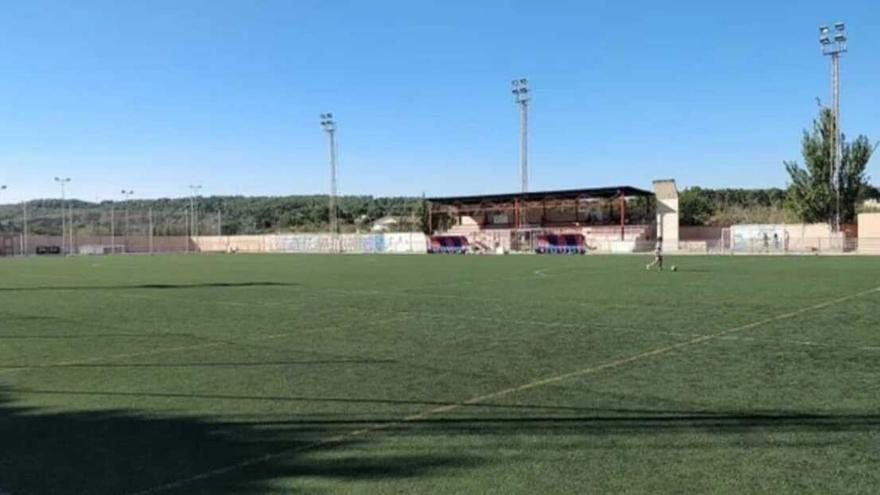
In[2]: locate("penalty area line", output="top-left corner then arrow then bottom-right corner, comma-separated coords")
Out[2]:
127,285 -> 880,495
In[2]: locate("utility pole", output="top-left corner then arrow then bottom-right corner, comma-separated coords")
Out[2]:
54,177 -> 71,254
121,190 -> 134,253
512,78 -> 530,193
320,113 -> 338,234
819,22 -> 847,232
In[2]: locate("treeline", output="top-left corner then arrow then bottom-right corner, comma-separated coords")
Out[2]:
680,185 -> 880,226
0,195 -> 423,235
679,187 -> 788,226
3,186 -> 878,235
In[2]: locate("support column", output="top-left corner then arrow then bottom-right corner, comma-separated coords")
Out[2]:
427,202 -> 433,235
619,194 -> 626,240
653,179 -> 680,252
514,199 -> 520,229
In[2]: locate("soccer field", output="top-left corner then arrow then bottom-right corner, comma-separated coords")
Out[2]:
1,253 -> 879,494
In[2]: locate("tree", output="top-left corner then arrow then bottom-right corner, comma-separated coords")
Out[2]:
679,187 -> 714,226
784,108 -> 875,224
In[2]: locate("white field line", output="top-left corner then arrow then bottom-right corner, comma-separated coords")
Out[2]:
662,331 -> 880,352
0,314 -> 415,377
128,285 -> 880,495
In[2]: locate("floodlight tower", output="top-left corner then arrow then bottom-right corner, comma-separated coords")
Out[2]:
511,78 -> 530,193
819,22 -> 847,232
54,177 -> 71,254
121,190 -> 134,252
320,113 -> 338,234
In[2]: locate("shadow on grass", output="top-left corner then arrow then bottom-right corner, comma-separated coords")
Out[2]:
0,281 -> 297,292
4,386 -> 879,494
0,359 -> 397,369
0,387 -> 479,495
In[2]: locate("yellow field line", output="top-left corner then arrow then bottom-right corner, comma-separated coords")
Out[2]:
128,285 -> 880,495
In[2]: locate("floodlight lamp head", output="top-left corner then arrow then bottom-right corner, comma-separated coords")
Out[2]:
820,25 -> 829,35
834,32 -> 846,43
834,22 -> 845,32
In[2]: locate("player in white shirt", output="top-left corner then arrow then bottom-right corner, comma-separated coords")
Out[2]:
646,236 -> 663,271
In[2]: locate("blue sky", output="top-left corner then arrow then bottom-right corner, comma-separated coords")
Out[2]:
0,0 -> 877,201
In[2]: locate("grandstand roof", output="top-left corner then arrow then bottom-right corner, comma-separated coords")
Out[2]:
427,186 -> 653,205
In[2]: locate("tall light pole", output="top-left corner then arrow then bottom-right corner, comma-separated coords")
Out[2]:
820,22 -> 847,232
121,190 -> 134,253
320,113 -> 338,234
54,177 -> 71,254
512,78 -> 530,193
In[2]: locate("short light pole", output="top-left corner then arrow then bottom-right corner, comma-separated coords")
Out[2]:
320,113 -> 338,234
54,177 -> 71,254
121,190 -> 134,253
22,197 -> 28,256
511,78 -> 530,194
109,200 -> 116,253
148,207 -> 154,254
819,22 -> 847,232
188,185 -> 202,252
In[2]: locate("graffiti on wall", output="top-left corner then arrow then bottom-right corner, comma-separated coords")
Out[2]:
232,233 -> 426,254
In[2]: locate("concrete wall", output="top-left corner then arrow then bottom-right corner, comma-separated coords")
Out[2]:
680,226 -> 724,241
858,213 -> 880,254
0,233 -> 427,256
1,235 -> 192,256
196,233 -> 427,254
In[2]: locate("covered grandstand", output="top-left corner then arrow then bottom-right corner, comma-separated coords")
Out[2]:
426,185 -> 661,253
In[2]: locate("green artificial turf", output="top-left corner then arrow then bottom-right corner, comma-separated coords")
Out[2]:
0,253 -> 878,494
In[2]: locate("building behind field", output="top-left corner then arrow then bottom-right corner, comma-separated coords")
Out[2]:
425,182 -> 678,253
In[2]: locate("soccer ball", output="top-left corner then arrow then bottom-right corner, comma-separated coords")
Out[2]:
671,265 -> 677,272
645,264 -> 650,270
